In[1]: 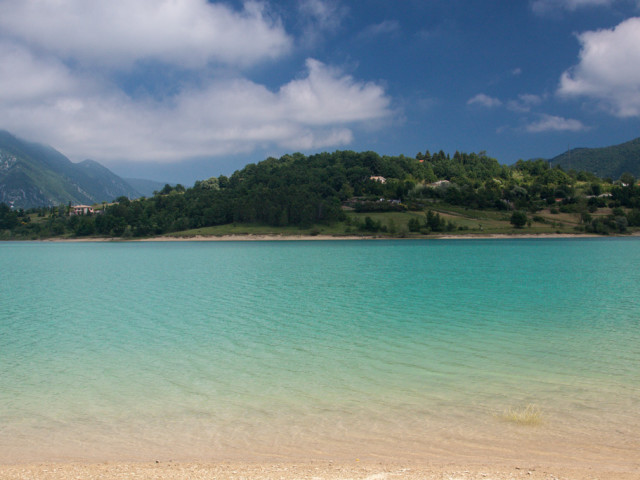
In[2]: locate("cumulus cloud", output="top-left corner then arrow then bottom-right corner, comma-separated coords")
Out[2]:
0,1 -> 393,164
526,114 -> 587,132
531,0 -> 616,15
558,17 -> 640,117
280,59 -> 390,125
0,0 -> 291,68
507,93 -> 545,112
2,58 -> 391,161
468,92 -> 547,111
0,43 -> 81,103
467,94 -> 503,108
468,91 -> 585,134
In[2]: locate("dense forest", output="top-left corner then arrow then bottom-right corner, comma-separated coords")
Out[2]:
2,149 -> 640,239
550,137 -> 640,179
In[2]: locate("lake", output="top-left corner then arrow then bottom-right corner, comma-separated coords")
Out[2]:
1,238 -> 639,466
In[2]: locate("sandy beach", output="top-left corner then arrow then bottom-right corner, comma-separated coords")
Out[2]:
1,461 -> 638,480
32,232 -> 625,242
140,233 -> 606,241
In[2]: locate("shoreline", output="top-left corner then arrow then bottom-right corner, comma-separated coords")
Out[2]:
0,460 -> 637,480
15,231 -> 630,242
140,232 -> 606,241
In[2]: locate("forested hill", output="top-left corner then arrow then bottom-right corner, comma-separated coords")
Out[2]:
97,150 -> 511,235
6,147 -> 640,239
549,137 -> 640,180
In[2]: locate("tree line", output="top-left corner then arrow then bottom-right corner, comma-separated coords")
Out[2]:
2,149 -> 640,239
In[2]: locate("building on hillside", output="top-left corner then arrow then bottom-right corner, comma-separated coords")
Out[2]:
70,205 -> 94,215
369,176 -> 387,184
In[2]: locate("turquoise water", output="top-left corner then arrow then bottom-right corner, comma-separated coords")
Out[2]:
1,239 -> 639,464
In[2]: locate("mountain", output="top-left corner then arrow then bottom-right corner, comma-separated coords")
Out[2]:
549,137 -> 640,180
0,130 -> 140,208
124,178 -> 170,198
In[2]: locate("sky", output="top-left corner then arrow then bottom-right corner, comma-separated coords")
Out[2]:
1,0 -> 640,184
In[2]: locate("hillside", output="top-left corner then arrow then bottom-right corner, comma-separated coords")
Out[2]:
4,149 -> 639,240
549,137 -> 640,180
0,130 -> 140,208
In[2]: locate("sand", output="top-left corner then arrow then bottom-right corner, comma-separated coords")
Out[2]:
34,232 -> 620,242
0,461 -> 638,480
139,232 -> 618,241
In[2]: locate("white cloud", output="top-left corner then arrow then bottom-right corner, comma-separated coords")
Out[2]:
468,93 -> 546,112
531,0 -> 616,15
467,93 -> 503,108
507,93 -> 545,112
0,43 -> 80,103
280,59 -> 390,125
299,0 -> 346,32
0,1 -> 393,165
526,114 -> 587,132
558,17 -> 640,117
2,58 -> 391,162
296,0 -> 348,47
359,20 -> 401,39
0,0 -> 291,68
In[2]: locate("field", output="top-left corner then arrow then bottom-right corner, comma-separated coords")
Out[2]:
15,202 -> 637,240
164,203 -> 617,239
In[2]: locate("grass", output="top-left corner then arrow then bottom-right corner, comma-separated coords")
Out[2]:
163,222 -> 361,238
20,202 -> 629,240
345,210 -> 424,225
500,404 -> 543,426
346,208 -> 515,234
166,206 -> 596,239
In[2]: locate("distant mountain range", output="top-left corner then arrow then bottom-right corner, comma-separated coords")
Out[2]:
549,137 -> 640,180
0,130 -> 147,209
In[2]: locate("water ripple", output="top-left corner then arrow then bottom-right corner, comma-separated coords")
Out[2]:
1,239 -> 639,461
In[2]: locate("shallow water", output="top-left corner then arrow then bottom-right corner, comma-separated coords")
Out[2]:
1,239 -> 639,465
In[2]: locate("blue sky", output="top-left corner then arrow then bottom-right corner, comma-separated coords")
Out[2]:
1,0 -> 640,184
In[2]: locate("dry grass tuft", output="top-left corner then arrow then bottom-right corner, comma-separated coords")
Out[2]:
500,404 -> 543,426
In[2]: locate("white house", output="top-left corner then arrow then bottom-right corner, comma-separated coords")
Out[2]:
70,205 -> 94,215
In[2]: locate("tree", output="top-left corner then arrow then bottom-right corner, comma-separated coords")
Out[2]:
614,216 -> 628,233
0,203 -> 19,230
620,172 -> 636,186
510,211 -> 528,228
363,216 -> 381,232
74,216 -> 95,236
159,184 -> 173,195
407,217 -> 421,232
425,210 -> 445,232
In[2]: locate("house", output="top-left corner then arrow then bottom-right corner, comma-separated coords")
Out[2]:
70,205 -> 94,215
369,176 -> 387,184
